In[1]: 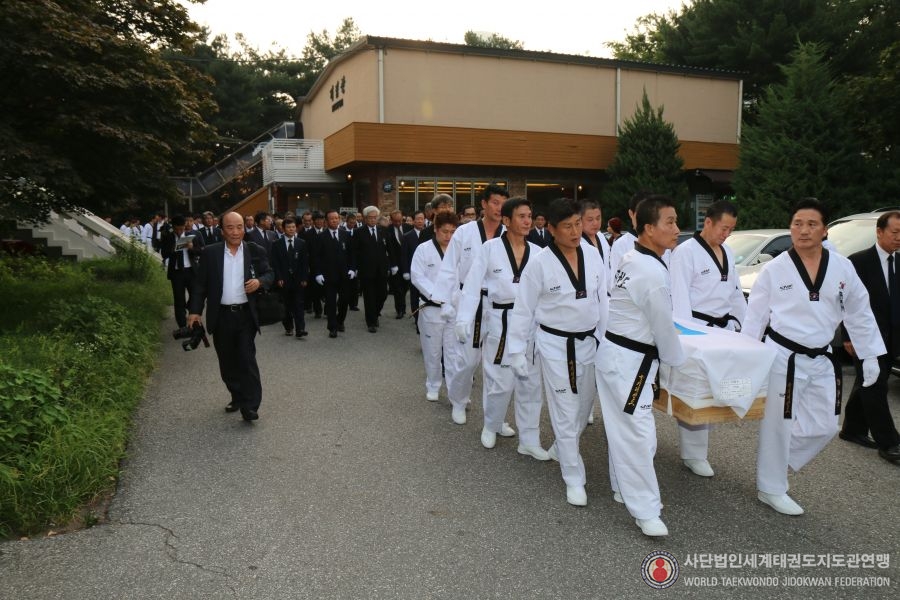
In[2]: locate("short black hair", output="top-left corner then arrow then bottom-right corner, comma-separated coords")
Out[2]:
459,204 -> 475,214
706,200 -> 738,222
501,197 -> 531,219
171,214 -> 186,227
635,195 -> 676,234
629,190 -> 653,213
790,197 -> 828,225
283,218 -> 296,228
877,211 -> 900,230
324,209 -> 340,220
580,199 -> 601,214
546,198 -> 580,227
312,211 -> 325,220
254,211 -> 269,224
413,210 -> 425,218
481,184 -> 510,202
434,211 -> 459,229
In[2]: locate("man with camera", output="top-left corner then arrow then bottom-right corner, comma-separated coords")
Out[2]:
189,212 -> 274,422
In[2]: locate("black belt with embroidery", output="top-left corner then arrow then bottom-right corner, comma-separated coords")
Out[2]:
605,331 -> 660,414
765,327 -> 842,418
539,324 -> 596,394
692,310 -> 739,329
491,302 -> 515,364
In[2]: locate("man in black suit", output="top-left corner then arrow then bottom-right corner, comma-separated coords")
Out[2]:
401,210 -> 427,323
313,209 -> 355,338
161,215 -> 201,329
189,212 -> 274,422
353,206 -> 391,332
302,211 -> 325,319
386,209 -> 411,318
247,211 -> 277,256
196,211 -> 223,246
841,211 -> 900,463
527,213 -> 552,247
271,218 -> 309,338
342,213 -> 361,312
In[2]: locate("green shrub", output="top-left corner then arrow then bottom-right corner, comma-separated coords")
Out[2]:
0,365 -> 69,465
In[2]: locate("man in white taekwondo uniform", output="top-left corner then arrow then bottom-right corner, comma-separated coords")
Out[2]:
596,195 -> 685,537
410,212 -> 459,403
580,200 -> 611,425
669,200 -> 746,478
743,198 -> 884,516
457,198 -> 549,460
432,184 -> 507,425
507,198 -> 608,507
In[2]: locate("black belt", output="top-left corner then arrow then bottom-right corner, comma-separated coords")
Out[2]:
540,324 -> 596,394
222,303 -> 249,311
692,310 -> 739,329
472,288 -> 488,348
420,299 -> 441,309
765,327 -> 842,418
605,331 -> 659,414
491,301 -> 515,364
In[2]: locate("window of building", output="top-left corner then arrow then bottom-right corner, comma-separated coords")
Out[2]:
396,177 -> 507,214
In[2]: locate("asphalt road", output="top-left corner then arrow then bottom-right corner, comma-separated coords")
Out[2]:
1,308 -> 898,599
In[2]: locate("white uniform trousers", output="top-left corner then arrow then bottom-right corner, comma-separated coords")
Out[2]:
596,339 -> 663,520
541,338 -> 596,487
418,306 -> 451,395
481,333 -> 543,448
757,355 -> 839,495
678,423 -> 710,460
445,328 -> 483,411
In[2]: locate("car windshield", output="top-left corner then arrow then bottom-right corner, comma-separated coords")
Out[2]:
726,233 -> 768,264
828,219 -> 877,257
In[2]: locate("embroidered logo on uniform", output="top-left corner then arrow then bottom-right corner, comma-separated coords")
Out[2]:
554,388 -> 567,393
614,270 -> 630,289
463,246 -> 472,252
839,281 -> 846,312
549,285 -> 562,293
701,268 -> 711,276
492,268 -> 503,273
779,284 -> 793,291
426,262 -> 435,268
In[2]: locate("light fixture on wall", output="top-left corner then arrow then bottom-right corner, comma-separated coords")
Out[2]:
346,173 -> 353,181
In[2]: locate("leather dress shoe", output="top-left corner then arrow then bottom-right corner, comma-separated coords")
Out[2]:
683,459 -> 715,477
296,330 -> 308,338
758,491 -> 804,515
284,329 -> 294,336
517,445 -> 550,461
337,324 -> 346,332
636,517 -> 668,537
480,428 -> 496,449
838,430 -> 878,449
349,306 -> 360,311
328,330 -> 338,338
225,402 -> 239,413
368,326 -> 377,333
566,485 -> 587,506
395,312 -> 405,319
241,408 -> 259,421
878,445 -> 900,463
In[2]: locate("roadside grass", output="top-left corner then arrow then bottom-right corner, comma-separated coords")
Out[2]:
0,248 -> 168,537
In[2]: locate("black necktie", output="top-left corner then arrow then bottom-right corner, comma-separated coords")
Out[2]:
890,254 -> 899,324
333,230 -> 338,241
371,227 -> 376,241
288,238 -> 293,252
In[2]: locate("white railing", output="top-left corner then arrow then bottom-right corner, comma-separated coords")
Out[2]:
260,139 -> 344,185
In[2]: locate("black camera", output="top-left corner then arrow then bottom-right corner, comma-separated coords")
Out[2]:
173,323 -> 210,351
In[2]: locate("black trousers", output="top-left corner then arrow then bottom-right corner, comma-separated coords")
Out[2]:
324,279 -> 352,332
844,354 -> 900,448
281,285 -> 306,332
212,308 -> 262,410
347,277 -> 359,309
389,272 -> 408,315
361,274 -> 388,327
169,268 -> 192,328
409,285 -> 420,322
306,278 -> 323,316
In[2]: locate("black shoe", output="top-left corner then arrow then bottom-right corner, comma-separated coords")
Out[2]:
241,408 -> 259,421
337,324 -> 346,332
296,330 -> 308,338
284,330 -> 294,336
329,330 -> 338,338
375,318 -> 380,327
315,313 -> 322,319
878,445 -> 900,463
839,430 -> 878,449
349,306 -> 360,311
368,326 -> 377,333
395,312 -> 405,319
225,402 -> 239,413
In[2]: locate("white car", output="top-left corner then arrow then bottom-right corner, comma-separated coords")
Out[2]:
727,229 -> 792,295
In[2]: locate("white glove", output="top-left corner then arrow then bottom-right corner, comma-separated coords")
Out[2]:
315,275 -> 325,286
402,272 -> 410,281
454,322 -> 469,344
862,357 -> 879,387
347,270 -> 357,280
509,353 -> 528,379
390,266 -> 399,276
440,302 -> 456,322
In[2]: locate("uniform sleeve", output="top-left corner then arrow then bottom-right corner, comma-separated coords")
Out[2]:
727,252 -> 747,327
431,233 -> 462,304
410,246 -> 433,300
669,245 -> 694,320
842,267 -> 887,359
643,283 -> 685,367
507,259 -> 542,356
742,266 -> 772,342
594,260 -> 609,341
457,246 -> 488,325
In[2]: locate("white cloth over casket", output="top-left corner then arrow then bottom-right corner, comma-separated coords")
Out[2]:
658,318 -> 776,417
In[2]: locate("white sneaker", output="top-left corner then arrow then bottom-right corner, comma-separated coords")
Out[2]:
683,459 -> 715,477
547,444 -> 559,462
426,391 -> 439,402
587,411 -> 594,425
566,485 -> 587,506
480,428 -> 497,449
613,491 -> 623,504
517,445 -> 550,461
636,517 -> 669,537
758,491 -> 804,515
498,422 -> 516,437
451,408 -> 466,425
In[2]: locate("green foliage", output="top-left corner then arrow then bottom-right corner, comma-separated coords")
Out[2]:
733,43 -> 868,228
0,254 -> 167,536
0,0 -> 216,220
604,91 -> 689,225
463,31 -> 524,50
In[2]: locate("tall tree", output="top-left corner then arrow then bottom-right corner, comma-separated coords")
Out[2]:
463,31 -> 524,50
604,91 -> 689,225
732,43 -> 867,229
0,0 -> 215,221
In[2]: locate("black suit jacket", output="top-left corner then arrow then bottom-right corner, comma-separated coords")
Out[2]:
353,225 -> 390,280
271,236 -> 309,288
527,228 -> 552,248
189,241 -> 274,333
160,231 -> 201,277
848,245 -> 897,355
197,226 -> 223,246
401,228 -> 425,275
247,227 -> 277,255
314,228 -> 353,282
386,224 -> 410,268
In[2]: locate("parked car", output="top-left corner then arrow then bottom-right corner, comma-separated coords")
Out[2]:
727,229 -> 792,295
826,211 -> 885,257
